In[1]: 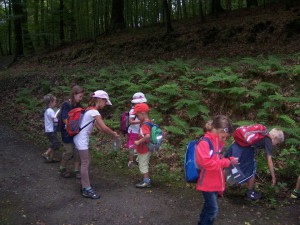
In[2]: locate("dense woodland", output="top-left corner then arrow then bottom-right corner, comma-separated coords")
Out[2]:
0,0 -> 299,57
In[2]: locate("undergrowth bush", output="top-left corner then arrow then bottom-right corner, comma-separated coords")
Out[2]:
1,54 -> 299,200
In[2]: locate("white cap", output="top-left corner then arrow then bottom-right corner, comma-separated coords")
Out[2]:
92,90 -> 112,105
131,92 -> 147,104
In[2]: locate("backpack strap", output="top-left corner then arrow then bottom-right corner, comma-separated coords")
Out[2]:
199,137 -> 216,158
79,108 -> 96,132
143,121 -> 153,128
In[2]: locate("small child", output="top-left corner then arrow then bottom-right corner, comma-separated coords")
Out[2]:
196,115 -> 239,225
133,103 -> 153,188
126,92 -> 147,168
42,94 -> 60,163
291,175 -> 300,199
73,90 -> 120,199
225,127 -> 284,201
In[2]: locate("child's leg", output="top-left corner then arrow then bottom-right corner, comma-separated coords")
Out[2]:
60,142 -> 74,170
247,176 -> 255,190
78,149 -> 91,189
73,145 -> 80,172
136,152 -> 151,188
296,175 -> 300,191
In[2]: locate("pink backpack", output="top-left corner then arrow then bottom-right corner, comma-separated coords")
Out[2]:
233,124 -> 268,147
120,111 -> 130,135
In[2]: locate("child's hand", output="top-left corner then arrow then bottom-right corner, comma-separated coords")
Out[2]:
134,140 -> 140,146
113,132 -> 120,139
229,157 -> 239,165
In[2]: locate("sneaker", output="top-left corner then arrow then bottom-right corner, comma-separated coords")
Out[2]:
291,189 -> 300,199
82,188 -> 100,199
75,171 -> 81,179
245,190 -> 261,201
42,152 -> 48,160
136,181 -> 151,188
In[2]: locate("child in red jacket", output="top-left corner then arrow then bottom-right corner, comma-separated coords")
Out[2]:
195,116 -> 239,225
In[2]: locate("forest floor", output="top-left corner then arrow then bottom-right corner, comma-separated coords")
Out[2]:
0,3 -> 300,225
0,122 -> 299,225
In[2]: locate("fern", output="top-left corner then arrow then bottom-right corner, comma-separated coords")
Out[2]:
279,115 -> 298,128
170,115 -> 189,129
254,82 -> 280,91
155,83 -> 180,96
164,125 -> 186,135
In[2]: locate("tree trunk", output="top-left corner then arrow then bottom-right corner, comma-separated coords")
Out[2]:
33,0 -> 40,48
4,0 -> 12,55
199,0 -> 204,23
162,0 -> 173,34
246,0 -> 258,8
211,0 -> 224,16
22,0 -> 34,54
110,0 -> 125,32
11,0 -> 24,57
60,0 -> 65,42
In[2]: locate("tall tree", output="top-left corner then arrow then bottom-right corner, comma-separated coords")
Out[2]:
110,0 -> 125,32
22,0 -> 34,54
60,0 -> 65,42
4,0 -> 12,55
211,0 -> 223,16
162,0 -> 173,33
11,0 -> 23,56
246,0 -> 258,8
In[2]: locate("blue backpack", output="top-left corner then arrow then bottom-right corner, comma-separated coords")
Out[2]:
184,137 -> 214,183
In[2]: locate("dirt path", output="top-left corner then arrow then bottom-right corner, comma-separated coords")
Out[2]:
0,123 -> 299,225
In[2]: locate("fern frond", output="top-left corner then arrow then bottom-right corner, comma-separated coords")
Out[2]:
254,82 -> 280,91
279,115 -> 298,128
164,125 -> 186,135
170,115 -> 189,129
155,83 -> 180,95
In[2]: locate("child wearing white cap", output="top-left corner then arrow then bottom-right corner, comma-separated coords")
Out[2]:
126,92 -> 147,168
73,90 -> 119,199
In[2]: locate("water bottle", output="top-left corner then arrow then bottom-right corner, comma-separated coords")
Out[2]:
112,138 -> 121,151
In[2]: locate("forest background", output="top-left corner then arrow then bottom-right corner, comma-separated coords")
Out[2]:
0,0 -> 300,207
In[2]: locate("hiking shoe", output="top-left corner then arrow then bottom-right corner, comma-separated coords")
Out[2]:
245,190 -> 261,201
82,188 -> 100,199
136,181 -> 151,188
291,189 -> 300,199
75,171 -> 81,179
42,152 -> 48,160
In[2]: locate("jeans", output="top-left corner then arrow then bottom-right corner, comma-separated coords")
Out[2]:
198,191 -> 219,225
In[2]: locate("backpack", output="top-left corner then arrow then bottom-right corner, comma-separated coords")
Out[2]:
184,137 -> 214,183
143,121 -> 163,152
120,111 -> 130,135
55,101 -> 71,132
233,124 -> 268,147
66,107 -> 95,137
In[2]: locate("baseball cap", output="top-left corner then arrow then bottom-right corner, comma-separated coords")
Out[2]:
131,92 -> 147,104
92,90 -> 112,105
131,103 -> 149,114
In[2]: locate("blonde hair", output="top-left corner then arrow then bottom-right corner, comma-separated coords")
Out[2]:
43,94 -> 56,108
269,128 -> 284,144
87,93 -> 99,107
204,120 -> 213,132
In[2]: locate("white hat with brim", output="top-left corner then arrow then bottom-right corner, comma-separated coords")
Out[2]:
131,92 -> 147,104
93,90 -> 112,105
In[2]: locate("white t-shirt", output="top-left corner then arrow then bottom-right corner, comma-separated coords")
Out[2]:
44,108 -> 55,132
127,108 -> 140,134
73,109 -> 100,150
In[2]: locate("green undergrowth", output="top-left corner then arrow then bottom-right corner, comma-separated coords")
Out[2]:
0,53 -> 300,205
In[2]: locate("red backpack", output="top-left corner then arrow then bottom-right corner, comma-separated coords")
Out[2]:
66,108 -> 95,137
233,124 -> 268,147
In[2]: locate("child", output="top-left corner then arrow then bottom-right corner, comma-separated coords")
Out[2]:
133,103 -> 153,188
73,90 -> 119,199
225,127 -> 284,201
126,92 -> 147,168
42,94 -> 60,163
59,85 -> 84,178
196,115 -> 239,225
291,175 -> 300,199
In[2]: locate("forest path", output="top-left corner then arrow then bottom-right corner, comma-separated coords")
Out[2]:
0,122 -> 299,225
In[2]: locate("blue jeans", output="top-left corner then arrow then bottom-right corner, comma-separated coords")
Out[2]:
198,191 -> 219,225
